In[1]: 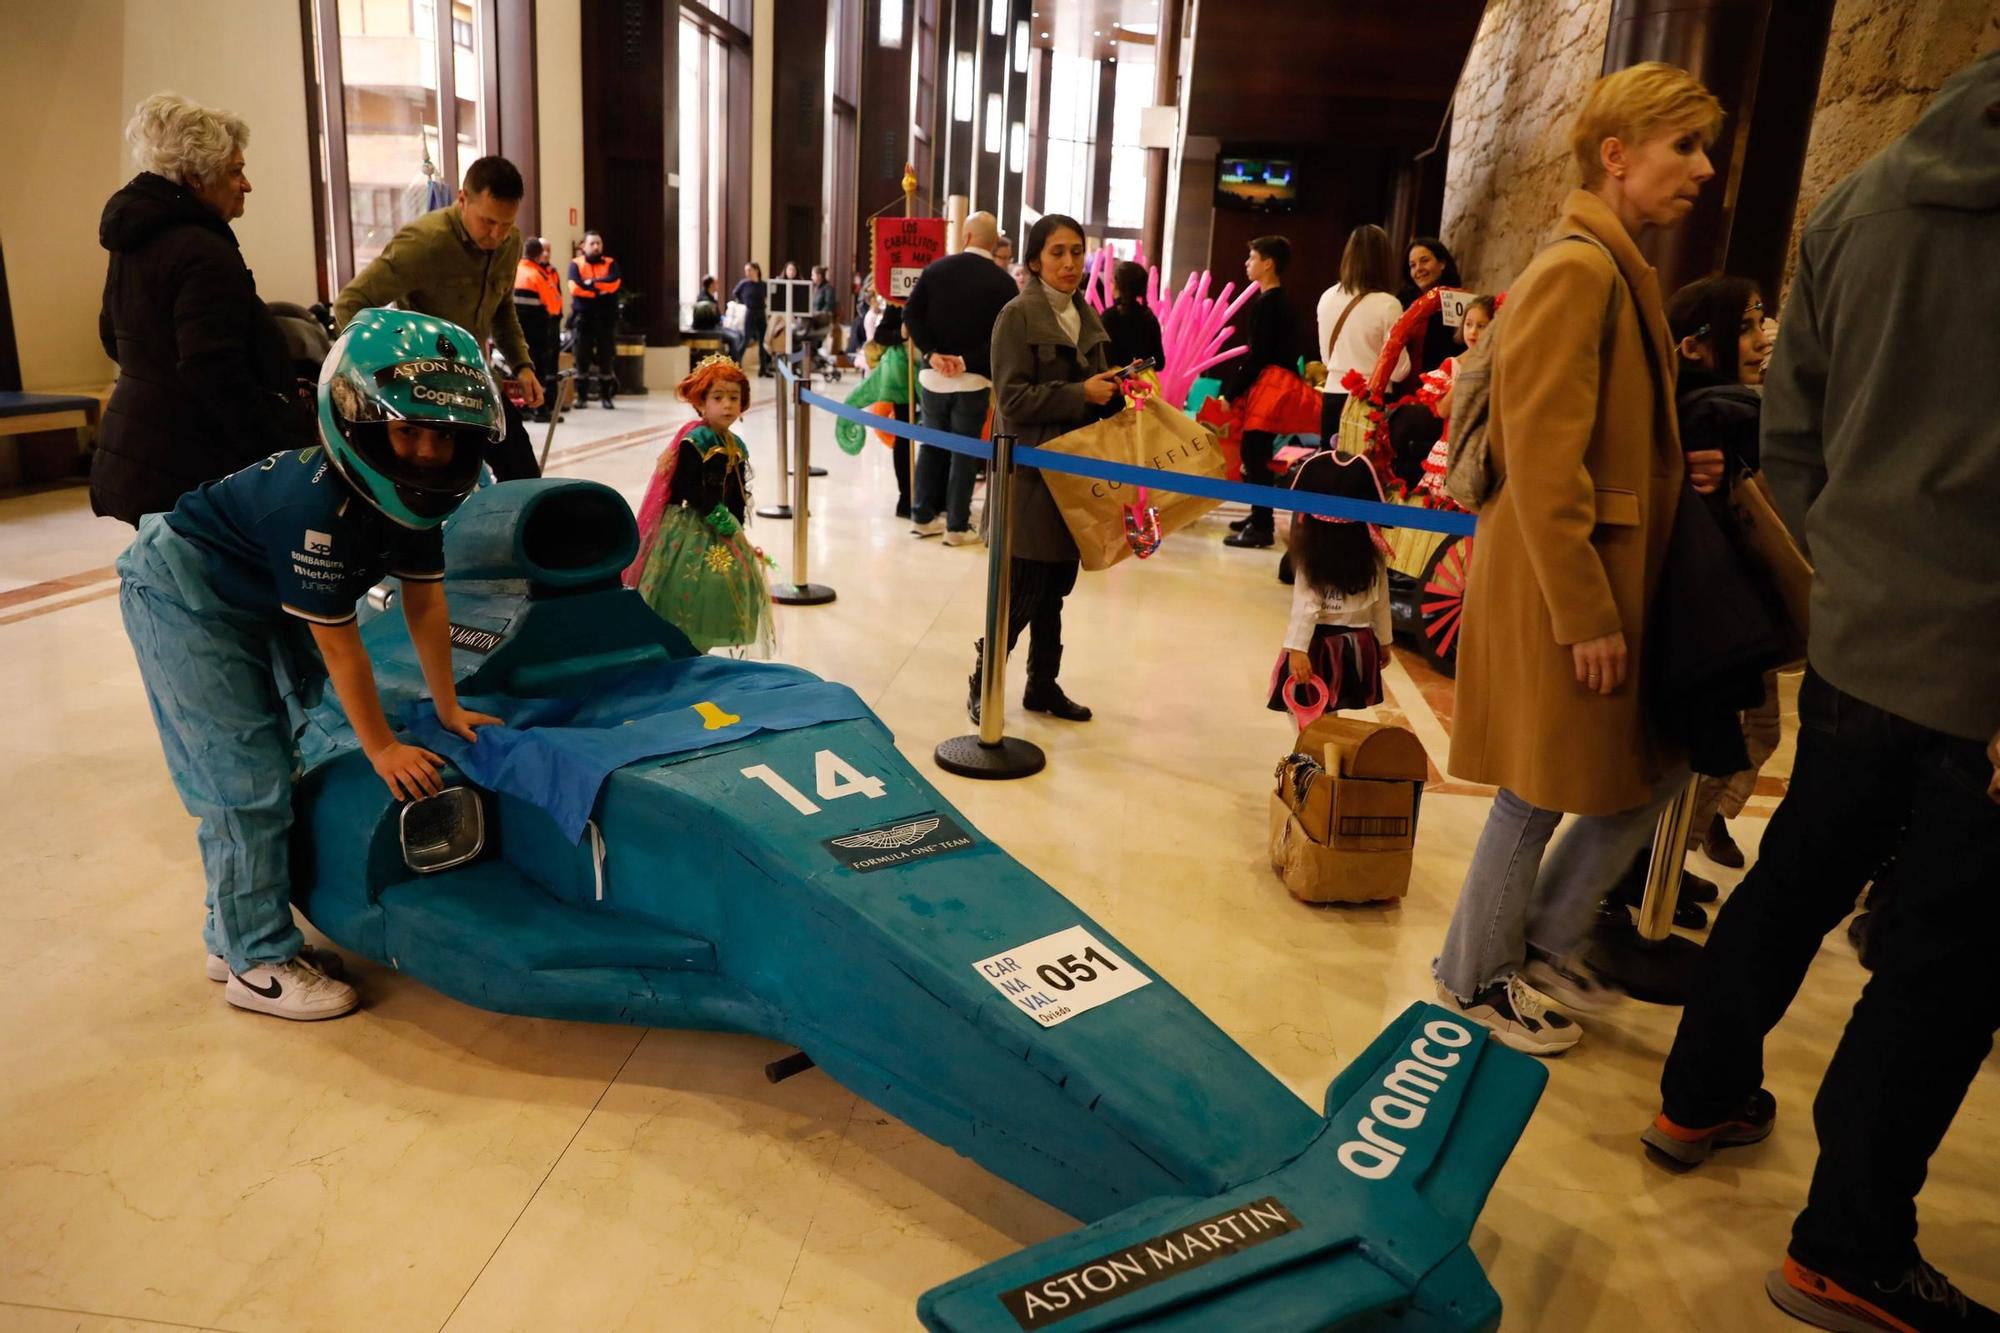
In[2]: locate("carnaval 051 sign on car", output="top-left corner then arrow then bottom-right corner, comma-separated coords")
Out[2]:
972,925 -> 1152,1028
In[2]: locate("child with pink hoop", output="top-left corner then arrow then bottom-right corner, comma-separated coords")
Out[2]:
1267,450 -> 1393,726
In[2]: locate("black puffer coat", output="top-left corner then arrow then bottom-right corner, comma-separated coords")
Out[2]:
92,172 -> 303,525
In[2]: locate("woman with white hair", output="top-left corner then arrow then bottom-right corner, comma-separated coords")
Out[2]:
93,92 -> 304,525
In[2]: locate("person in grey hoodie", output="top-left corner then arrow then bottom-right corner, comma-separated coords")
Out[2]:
1648,51 -> 2000,1333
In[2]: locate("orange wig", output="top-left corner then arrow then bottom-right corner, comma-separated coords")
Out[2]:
676,354 -> 751,410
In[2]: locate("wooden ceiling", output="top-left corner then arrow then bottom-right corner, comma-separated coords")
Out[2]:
1180,1 -> 1489,148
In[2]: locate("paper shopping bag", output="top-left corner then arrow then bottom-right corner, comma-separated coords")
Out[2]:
1037,396 -> 1226,571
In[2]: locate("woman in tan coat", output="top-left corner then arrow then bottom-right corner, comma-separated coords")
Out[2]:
1433,63 -> 1728,1054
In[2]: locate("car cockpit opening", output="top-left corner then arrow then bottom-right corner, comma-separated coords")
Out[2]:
519,485 -> 632,578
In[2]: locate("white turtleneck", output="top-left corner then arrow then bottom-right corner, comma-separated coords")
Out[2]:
1043,281 -> 1081,344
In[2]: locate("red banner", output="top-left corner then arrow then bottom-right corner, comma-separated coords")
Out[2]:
870,217 -> 948,305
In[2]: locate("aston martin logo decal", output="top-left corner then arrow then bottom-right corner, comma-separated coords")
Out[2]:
823,813 -> 972,873
832,817 -> 941,850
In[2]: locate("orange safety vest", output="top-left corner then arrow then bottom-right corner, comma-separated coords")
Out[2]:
513,259 -> 561,314
569,256 -> 622,302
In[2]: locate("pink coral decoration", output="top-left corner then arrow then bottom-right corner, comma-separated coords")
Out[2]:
1081,246 -> 1254,407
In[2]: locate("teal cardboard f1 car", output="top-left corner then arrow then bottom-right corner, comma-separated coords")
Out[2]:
300,479 -> 1547,1331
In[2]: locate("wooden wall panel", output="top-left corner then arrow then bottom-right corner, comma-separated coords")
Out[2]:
581,0 -> 674,343
769,0 -> 828,272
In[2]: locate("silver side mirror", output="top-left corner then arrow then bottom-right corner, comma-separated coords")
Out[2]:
400,786 -> 485,874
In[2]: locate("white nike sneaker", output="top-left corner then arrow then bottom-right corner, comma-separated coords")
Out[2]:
1435,973 -> 1582,1056
225,956 -> 359,1021
941,528 -> 982,547
911,516 -> 946,537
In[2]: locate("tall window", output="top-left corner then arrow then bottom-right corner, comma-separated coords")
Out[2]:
679,13 -> 734,315
309,0 -> 499,283
1042,51 -> 1097,222
826,0 -> 860,306
1104,42 -> 1155,232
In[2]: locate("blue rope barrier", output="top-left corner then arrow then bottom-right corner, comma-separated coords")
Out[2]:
794,385 -> 1477,537
1013,445 -> 1478,536
798,386 -> 995,461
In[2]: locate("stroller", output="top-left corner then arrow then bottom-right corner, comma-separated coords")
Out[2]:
265,301 -> 335,442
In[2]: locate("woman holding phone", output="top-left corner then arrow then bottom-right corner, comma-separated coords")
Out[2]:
971,214 -> 1127,725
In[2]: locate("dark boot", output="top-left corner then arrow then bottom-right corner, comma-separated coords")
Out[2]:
1022,638 -> 1090,721
1024,682 -> 1092,721
1681,866 -> 1720,904
1606,849 -> 1711,928
1701,813 -> 1746,869
1223,525 -> 1274,549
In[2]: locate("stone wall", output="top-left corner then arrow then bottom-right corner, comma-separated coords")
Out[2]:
1785,0 -> 2000,292
1439,0 -> 1613,295
1440,0 -> 2000,300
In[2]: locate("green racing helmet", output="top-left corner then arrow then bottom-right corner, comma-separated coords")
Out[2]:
317,308 -> 505,528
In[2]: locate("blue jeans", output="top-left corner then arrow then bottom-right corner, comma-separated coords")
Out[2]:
118,518 -> 329,972
1435,768 -> 1687,1001
915,386 -> 987,531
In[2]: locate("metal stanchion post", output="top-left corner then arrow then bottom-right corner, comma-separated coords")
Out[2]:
1591,774 -> 1705,1004
1638,778 -> 1701,942
536,368 -> 576,472
770,372 -> 836,606
757,364 -> 795,520
935,433 -> 1046,780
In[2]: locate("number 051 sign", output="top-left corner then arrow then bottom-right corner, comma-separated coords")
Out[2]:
973,926 -> 1152,1028
870,216 -> 947,306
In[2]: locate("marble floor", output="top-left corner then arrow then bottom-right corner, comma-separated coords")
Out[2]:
0,389 -> 1992,1333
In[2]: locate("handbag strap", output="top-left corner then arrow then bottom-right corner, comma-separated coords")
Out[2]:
1326,292 -> 1367,362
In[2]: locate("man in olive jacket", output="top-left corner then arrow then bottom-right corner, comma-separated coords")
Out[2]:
1655,52 -> 2000,1330
334,155 -> 544,479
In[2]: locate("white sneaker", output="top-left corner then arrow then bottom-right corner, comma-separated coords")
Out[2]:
911,516 -> 946,537
1435,973 -> 1581,1056
1525,955 -> 1624,1014
207,945 -> 346,984
225,956 -> 359,1021
942,528 -> 981,547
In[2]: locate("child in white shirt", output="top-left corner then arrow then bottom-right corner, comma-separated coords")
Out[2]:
1266,451 -> 1394,718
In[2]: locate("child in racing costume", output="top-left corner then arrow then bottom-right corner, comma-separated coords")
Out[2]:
117,308 -> 505,1021
623,354 -> 775,655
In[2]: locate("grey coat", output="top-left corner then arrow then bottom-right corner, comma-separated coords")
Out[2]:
1763,50 -> 2000,743
988,276 -> 1113,562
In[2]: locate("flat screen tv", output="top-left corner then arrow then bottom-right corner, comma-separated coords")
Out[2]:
1216,156 -> 1298,213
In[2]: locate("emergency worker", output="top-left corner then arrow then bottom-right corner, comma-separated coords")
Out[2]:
568,230 -> 623,408
513,237 -> 563,421
116,310 -> 505,1021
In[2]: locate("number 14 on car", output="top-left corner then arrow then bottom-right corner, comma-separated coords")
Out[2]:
741,750 -> 888,816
